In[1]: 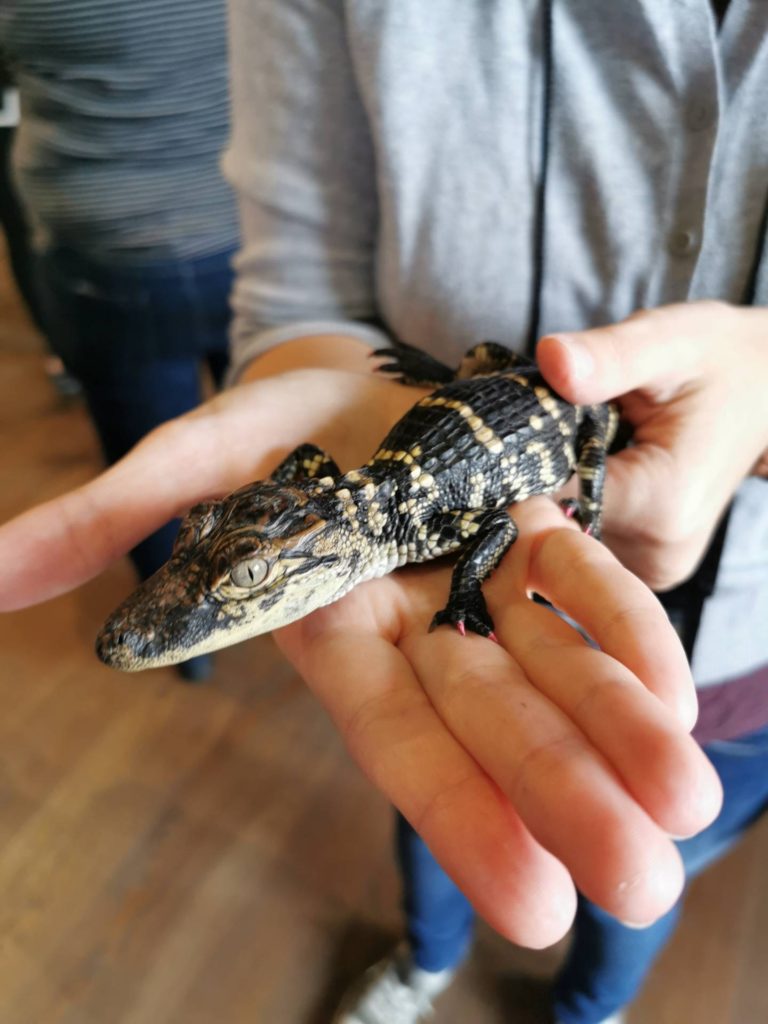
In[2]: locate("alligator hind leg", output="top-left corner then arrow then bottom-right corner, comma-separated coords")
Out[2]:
428,508 -> 518,638
569,404 -> 619,540
270,443 -> 341,484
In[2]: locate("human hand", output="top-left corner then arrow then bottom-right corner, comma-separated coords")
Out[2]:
537,301 -> 768,590
275,495 -> 721,946
0,366 -> 422,610
0,352 -> 722,948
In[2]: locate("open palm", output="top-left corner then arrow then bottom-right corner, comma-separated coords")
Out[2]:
277,494 -> 719,945
0,366 -> 721,947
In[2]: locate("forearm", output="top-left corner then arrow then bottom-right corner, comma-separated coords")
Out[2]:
225,0 -> 383,387
238,333 -> 376,383
232,334 -> 433,478
229,334 -> 400,472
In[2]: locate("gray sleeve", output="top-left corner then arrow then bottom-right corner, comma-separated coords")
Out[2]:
223,0 -> 390,380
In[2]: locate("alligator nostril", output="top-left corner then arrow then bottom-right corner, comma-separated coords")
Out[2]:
96,624 -> 153,665
120,629 -> 152,654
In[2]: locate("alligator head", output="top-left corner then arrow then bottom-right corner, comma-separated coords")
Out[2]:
95,480 -> 348,671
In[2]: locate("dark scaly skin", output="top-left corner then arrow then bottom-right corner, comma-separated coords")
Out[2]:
96,341 -> 619,671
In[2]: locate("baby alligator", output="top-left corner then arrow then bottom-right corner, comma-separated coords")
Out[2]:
96,340 -> 618,671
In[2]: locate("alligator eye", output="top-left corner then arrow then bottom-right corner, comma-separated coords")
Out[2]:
230,557 -> 270,589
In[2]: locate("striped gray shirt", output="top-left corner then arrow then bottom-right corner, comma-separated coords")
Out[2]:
0,0 -> 238,263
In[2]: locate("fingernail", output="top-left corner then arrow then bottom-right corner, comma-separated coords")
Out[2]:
547,334 -> 594,381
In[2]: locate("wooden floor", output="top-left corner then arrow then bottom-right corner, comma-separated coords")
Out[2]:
1,248 -> 767,1024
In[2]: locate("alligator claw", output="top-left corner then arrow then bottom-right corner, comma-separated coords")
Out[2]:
559,497 -> 580,520
370,342 -> 457,388
558,498 -> 600,539
373,361 -> 404,377
429,600 -> 496,639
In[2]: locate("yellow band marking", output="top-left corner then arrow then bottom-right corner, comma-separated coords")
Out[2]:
418,395 -> 505,455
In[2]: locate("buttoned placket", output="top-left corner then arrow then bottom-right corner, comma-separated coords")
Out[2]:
648,1 -> 721,308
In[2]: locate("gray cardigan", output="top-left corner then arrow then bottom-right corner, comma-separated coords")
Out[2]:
224,0 -> 768,688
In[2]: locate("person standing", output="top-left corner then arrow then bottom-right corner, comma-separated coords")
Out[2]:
219,2 -> 768,1022
0,1 -> 239,680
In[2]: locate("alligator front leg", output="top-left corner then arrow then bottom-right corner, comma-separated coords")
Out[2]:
270,443 -> 341,484
428,508 -> 519,638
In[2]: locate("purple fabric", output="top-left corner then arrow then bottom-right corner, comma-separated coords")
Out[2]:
693,663 -> 768,745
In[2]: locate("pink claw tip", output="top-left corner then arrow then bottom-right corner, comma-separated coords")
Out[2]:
563,505 -> 576,518
584,524 -> 594,536
456,620 -> 466,637
488,631 -> 500,644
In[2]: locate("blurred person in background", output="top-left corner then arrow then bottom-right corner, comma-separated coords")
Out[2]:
0,51 -> 42,330
0,50 -> 79,395
0,1 -> 239,681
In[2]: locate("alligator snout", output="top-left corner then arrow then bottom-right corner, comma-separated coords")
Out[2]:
96,621 -> 159,672
95,561 -> 226,671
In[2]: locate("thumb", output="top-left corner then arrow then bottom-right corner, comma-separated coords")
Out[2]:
535,302 -> 731,405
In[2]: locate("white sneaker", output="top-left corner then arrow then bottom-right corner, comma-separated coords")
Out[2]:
332,946 -> 456,1024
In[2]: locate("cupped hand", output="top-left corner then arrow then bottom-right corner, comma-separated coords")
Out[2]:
537,301 -> 768,591
0,347 -> 723,948
276,495 -> 722,947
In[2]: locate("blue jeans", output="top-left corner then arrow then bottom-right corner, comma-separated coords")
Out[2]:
35,246 -> 234,581
0,127 -> 45,331
396,722 -> 768,1023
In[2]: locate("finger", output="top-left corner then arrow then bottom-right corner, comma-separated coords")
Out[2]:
401,622 -> 685,926
391,495 -> 720,839
0,415 -> 242,611
277,581 -> 577,949
506,499 -> 699,730
493,597 -> 722,838
536,301 -> 732,405
0,369 -> 432,613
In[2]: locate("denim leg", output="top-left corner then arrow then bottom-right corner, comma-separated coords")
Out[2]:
77,358 -> 206,580
395,814 -> 475,973
34,247 -> 232,582
0,127 -> 45,330
553,722 -> 768,1024
553,897 -> 681,1024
